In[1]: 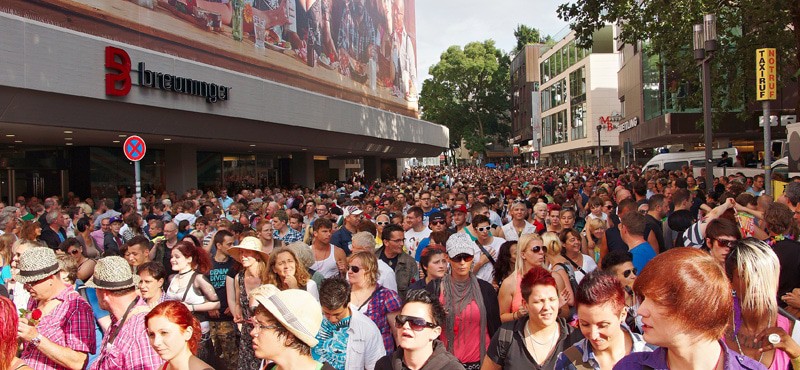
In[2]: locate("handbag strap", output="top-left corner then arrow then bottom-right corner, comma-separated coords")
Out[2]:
181,272 -> 198,302
475,240 -> 497,266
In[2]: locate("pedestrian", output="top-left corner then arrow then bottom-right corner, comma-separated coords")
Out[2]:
0,295 -> 33,370
137,261 -> 167,308
498,234 -> 547,323
88,256 -> 164,370
347,251 -> 402,354
227,236 -> 270,370
16,247 -> 96,370
614,248 -> 766,369
408,245 -> 448,291
375,289 -> 464,370
377,224 -> 416,298
266,246 -> 319,299
145,300 -> 214,370
247,284 -> 334,370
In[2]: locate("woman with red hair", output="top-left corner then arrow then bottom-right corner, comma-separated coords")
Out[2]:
615,248 -> 766,369
0,296 -> 32,369
482,266 -> 582,369
146,300 -> 213,370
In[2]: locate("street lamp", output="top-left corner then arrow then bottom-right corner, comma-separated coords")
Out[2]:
694,14 -> 718,191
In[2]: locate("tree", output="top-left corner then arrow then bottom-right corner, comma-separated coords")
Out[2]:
419,40 -> 511,155
513,24 -> 555,55
557,0 -> 798,115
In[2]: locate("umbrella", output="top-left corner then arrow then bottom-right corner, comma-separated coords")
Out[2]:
485,163 -> 496,168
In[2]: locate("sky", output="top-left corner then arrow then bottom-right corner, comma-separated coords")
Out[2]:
414,0 -> 569,88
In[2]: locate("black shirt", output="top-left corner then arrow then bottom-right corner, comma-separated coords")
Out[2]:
770,239 -> 800,307
605,226 -> 628,254
208,255 -> 235,320
644,214 -> 665,253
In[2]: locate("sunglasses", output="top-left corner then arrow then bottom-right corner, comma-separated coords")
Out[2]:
376,221 -> 390,226
395,315 -> 437,331
604,205 -> 614,209
450,254 -> 474,263
531,245 -> 547,253
349,265 -> 362,273
69,249 -> 81,255
713,239 -> 735,248
622,268 -> 638,278
430,221 -> 446,226
476,226 -> 491,232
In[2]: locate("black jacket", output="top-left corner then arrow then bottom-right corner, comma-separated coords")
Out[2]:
375,340 -> 465,370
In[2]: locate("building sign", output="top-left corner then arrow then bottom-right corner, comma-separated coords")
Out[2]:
105,46 -> 230,104
618,117 -> 639,132
756,48 -> 777,101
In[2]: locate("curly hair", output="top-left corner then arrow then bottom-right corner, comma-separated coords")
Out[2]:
266,247 -> 310,290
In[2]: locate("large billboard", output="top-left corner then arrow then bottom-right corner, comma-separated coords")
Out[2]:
8,0 -> 418,114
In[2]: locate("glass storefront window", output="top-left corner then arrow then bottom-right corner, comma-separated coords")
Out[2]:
89,147 -> 165,202
571,102 -> 586,140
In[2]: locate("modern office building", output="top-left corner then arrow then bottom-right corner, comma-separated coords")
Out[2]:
0,0 -> 447,203
509,44 -> 544,163
536,27 -> 622,166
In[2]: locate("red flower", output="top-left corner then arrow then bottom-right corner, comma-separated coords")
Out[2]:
31,309 -> 42,320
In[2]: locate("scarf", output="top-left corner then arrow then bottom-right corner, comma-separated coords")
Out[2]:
442,273 -> 487,360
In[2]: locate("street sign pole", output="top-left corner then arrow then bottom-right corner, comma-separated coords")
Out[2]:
756,48 -> 777,196
123,135 -> 147,214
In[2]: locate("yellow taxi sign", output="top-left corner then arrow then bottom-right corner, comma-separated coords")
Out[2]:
756,48 -> 777,101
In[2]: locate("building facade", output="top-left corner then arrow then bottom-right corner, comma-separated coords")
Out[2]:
0,0 -> 448,203
536,27 -> 621,166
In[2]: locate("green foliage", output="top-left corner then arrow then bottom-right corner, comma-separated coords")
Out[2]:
419,40 -> 511,155
557,0 -> 798,115
513,24 -> 556,54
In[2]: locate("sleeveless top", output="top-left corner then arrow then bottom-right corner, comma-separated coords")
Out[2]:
311,244 -> 339,278
165,272 -> 210,333
510,272 -> 523,313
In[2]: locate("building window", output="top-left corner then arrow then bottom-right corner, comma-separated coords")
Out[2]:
571,102 -> 586,140
569,67 -> 586,104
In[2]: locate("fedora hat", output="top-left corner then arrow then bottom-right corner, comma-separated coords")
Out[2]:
15,247 -> 60,283
228,236 -> 270,262
85,256 -> 140,290
249,284 -> 322,347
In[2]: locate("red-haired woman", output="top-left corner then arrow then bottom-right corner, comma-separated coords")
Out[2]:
483,266 -> 582,369
615,248 -> 766,369
146,300 -> 213,370
555,270 -> 653,368
0,296 -> 32,370
165,241 -> 221,367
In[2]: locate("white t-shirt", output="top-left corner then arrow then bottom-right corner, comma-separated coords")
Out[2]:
474,236 -> 506,283
574,254 -> 598,283
405,228 -> 431,257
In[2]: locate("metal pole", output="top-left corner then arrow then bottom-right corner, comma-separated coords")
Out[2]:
135,160 -> 142,214
763,100 -> 772,196
597,125 -> 602,166
702,59 -> 714,190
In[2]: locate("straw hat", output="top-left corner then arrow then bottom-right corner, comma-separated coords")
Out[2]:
84,256 -> 140,290
15,247 -> 60,283
249,284 -> 322,347
228,236 -> 270,261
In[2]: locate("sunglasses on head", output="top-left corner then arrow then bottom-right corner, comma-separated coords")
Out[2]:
395,315 -> 437,331
476,226 -> 491,232
450,254 -> 474,263
531,245 -> 547,253
622,268 -> 638,278
349,265 -> 362,273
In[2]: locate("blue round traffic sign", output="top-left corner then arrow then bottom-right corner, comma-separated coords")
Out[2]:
123,135 -> 146,161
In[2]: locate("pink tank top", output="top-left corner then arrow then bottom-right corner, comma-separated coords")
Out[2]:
510,272 -> 523,313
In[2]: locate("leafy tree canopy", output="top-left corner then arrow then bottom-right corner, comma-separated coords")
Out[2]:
419,40 -> 511,154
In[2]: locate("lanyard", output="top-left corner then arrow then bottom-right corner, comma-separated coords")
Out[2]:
107,297 -> 139,346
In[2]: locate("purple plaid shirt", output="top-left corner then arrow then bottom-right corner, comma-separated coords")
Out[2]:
358,285 -> 401,354
89,297 -> 164,370
21,287 -> 96,370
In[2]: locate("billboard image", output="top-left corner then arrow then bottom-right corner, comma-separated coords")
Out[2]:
23,0 -> 418,111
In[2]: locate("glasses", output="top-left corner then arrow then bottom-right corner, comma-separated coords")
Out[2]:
376,221 -> 390,226
450,254 -> 474,263
68,249 -> 81,255
430,221 -> 446,226
476,226 -> 491,232
248,319 -> 279,334
23,276 -> 51,290
389,238 -> 405,243
713,239 -> 735,248
349,265 -> 362,273
604,205 -> 614,209
622,268 -> 638,278
316,208 -> 328,213
395,315 -> 437,331
531,246 -> 547,253
448,198 -> 456,201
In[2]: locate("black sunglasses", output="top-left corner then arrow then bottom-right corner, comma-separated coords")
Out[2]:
430,220 -> 446,226
450,254 -> 474,263
713,239 -> 735,248
376,221 -> 390,226
531,246 -> 547,253
622,268 -> 637,278
395,315 -> 437,331
349,265 -> 361,273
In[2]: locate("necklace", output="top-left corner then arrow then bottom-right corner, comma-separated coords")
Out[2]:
178,269 -> 193,276
731,310 -> 765,364
524,322 -> 558,363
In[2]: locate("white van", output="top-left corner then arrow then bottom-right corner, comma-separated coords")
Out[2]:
644,148 -> 739,171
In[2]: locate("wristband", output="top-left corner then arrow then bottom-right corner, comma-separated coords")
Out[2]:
190,304 -> 194,312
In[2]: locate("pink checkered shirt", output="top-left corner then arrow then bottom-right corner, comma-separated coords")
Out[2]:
21,287 -> 96,370
89,297 -> 164,370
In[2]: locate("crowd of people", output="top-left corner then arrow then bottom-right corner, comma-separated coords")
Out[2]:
0,163 -> 800,370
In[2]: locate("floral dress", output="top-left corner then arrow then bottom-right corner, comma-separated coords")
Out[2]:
237,271 -> 259,370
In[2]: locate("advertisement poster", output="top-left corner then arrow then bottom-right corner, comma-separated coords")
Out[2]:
32,0 -> 418,110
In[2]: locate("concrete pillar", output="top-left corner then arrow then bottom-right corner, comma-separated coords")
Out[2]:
363,156 -> 381,182
291,152 -> 314,188
165,144 -> 197,194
